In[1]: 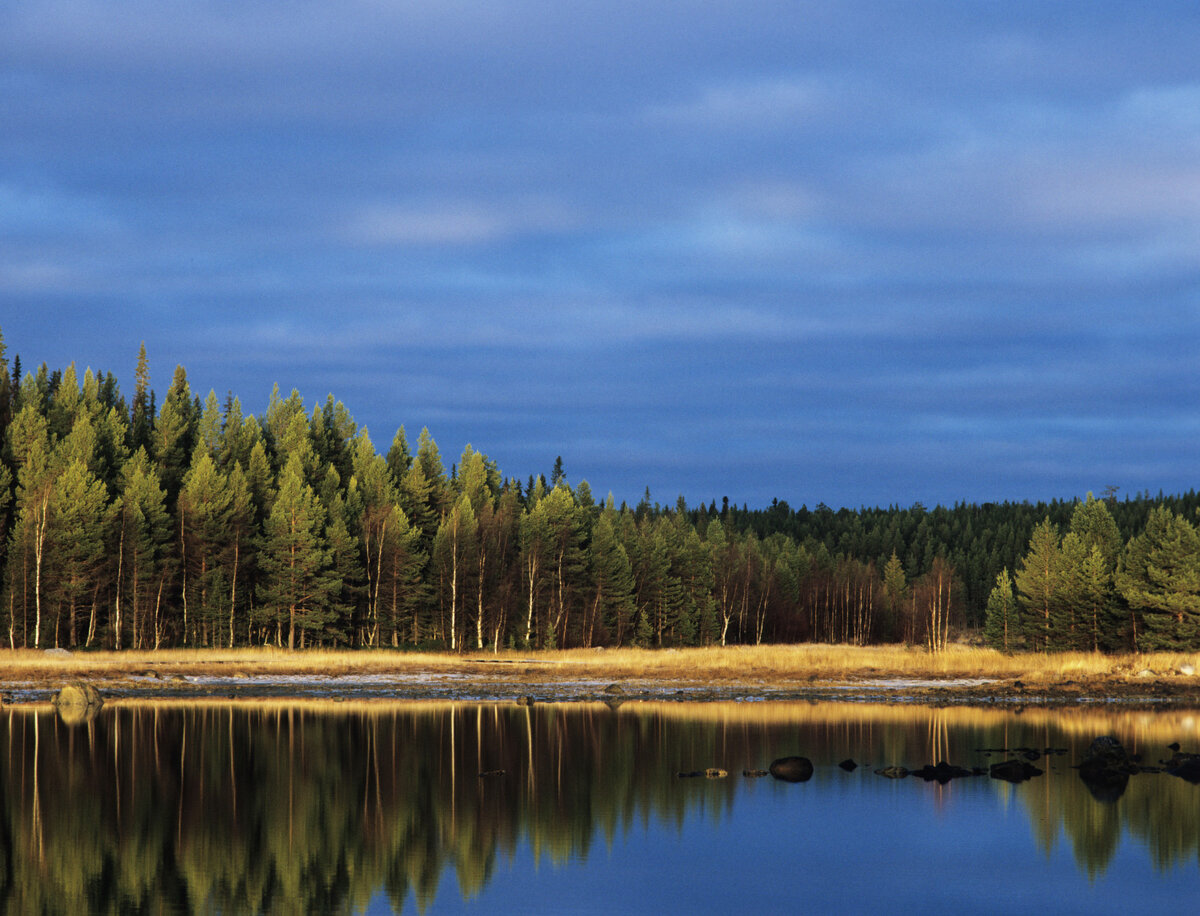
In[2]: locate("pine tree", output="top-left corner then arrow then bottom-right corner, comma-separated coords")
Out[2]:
197,390 -> 223,461
112,449 -> 171,649
178,452 -> 233,646
706,517 -> 737,646
519,500 -> 551,647
586,505 -> 636,646
1015,518 -> 1061,652
7,405 -> 55,647
881,550 -> 908,642
984,567 -> 1017,652
153,365 -> 197,504
48,457 -> 109,647
433,492 -> 477,650
318,463 -> 363,645
257,456 -> 338,649
1116,506 -> 1200,651
542,485 -> 585,648
385,426 -> 412,484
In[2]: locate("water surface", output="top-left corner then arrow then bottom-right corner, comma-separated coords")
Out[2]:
2,701 -> 1197,914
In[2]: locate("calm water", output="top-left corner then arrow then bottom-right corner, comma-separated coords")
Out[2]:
2,700 -> 1198,914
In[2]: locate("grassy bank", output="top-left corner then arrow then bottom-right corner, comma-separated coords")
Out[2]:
2,643 -> 1197,687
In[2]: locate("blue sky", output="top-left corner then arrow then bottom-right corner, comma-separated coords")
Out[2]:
3,1 -> 1200,510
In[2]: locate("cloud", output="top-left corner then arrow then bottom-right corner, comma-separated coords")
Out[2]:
642,78 -> 829,130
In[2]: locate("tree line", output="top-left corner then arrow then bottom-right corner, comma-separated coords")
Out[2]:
1,328 -> 1197,652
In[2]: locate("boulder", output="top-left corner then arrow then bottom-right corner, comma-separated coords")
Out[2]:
1075,736 -> 1138,802
838,759 -> 858,772
43,648 -> 72,658
52,682 -> 103,725
769,756 -> 814,783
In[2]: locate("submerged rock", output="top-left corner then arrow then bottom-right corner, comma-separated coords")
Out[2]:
769,756 -> 814,783
874,766 -> 909,779
704,768 -> 728,779
478,769 -> 506,778
743,768 -> 769,777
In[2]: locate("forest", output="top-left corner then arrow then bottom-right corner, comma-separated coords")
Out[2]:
1,326 -> 1198,654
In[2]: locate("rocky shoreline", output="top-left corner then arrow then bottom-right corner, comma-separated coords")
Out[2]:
3,665 -> 1199,710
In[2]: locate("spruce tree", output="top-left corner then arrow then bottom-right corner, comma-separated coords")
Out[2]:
129,342 -> 153,455
385,426 -> 412,484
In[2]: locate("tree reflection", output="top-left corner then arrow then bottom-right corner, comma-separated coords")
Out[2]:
0,701 -> 1197,913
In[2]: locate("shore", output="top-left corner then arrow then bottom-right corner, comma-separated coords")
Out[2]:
2,644 -> 1199,708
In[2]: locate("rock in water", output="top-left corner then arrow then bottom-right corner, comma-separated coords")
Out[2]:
52,682 -> 103,725
1167,757 -> 1200,784
1076,736 -> 1138,802
769,756 -> 814,783
989,759 -> 1043,783
913,761 -> 973,783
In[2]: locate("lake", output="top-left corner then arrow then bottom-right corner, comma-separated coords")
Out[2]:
2,699 -> 1198,914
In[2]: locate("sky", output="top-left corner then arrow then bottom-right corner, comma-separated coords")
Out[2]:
3,1 -> 1200,511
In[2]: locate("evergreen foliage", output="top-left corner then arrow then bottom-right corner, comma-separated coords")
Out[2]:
2,327 -> 1200,651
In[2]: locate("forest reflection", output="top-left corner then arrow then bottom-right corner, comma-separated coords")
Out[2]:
2,700 -> 1198,914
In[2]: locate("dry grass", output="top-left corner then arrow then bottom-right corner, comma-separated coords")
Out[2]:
537,643 -> 1200,684
2,642 -> 1196,688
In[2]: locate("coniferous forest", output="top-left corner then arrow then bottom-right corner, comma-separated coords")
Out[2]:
2,327 -> 1199,654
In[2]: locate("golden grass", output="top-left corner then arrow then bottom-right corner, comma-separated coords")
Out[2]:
2,642 -> 1196,686
525,643 -> 1200,683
